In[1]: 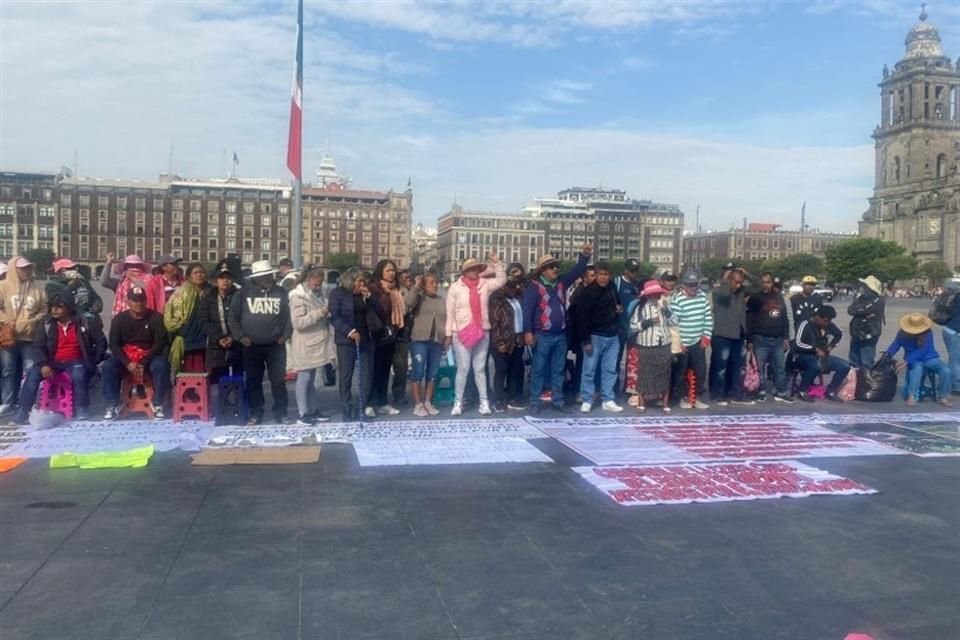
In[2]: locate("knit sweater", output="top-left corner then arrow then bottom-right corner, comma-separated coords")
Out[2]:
670,290 -> 712,347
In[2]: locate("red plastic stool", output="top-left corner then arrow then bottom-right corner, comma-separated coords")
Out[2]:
173,373 -> 209,422
120,372 -> 155,419
39,371 -> 74,419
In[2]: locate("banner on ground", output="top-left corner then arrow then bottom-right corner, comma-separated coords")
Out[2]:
0,421 -> 210,459
352,437 -> 551,467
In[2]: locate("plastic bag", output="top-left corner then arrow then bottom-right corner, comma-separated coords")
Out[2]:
742,350 -> 760,394
855,356 -> 898,402
837,368 -> 857,402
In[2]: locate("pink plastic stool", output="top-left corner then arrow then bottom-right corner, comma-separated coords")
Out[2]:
38,371 -> 74,419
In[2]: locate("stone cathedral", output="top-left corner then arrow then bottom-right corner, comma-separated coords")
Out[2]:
860,7 -> 960,270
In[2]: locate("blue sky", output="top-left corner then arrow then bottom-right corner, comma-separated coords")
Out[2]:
2,0 -> 958,232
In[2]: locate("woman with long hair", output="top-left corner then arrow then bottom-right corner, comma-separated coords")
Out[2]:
884,312 -> 953,407
289,266 -> 336,425
403,271 -> 447,416
164,262 -> 209,376
445,254 -> 506,416
488,278 -> 526,412
367,259 -> 405,416
328,268 -> 379,421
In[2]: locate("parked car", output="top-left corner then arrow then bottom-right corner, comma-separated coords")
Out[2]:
813,287 -> 834,301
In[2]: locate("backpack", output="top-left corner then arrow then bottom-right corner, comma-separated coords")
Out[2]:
929,290 -> 958,326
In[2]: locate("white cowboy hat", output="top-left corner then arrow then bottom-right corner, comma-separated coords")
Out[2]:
858,275 -> 883,295
249,260 -> 277,278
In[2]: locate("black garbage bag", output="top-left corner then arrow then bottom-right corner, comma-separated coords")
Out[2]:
855,356 -> 899,402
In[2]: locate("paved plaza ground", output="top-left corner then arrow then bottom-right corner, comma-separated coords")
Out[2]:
0,286 -> 957,639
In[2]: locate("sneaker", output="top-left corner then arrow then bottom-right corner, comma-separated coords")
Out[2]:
730,399 -> 756,406
152,405 -> 165,419
714,399 -> 730,407
12,411 -> 29,426
104,405 -> 120,420
601,401 -> 623,413
580,402 -> 592,413
694,399 -> 710,410
363,407 -> 377,418
377,404 -> 401,416
825,392 -> 842,402
662,406 -> 672,413
74,408 -> 91,421
939,398 -> 954,407
478,401 -> 492,416
539,391 -> 552,402
451,402 -> 463,416
507,401 -> 526,411
679,399 -> 693,409
492,402 -> 506,414
296,415 -> 315,426
773,394 -> 794,404
0,403 -> 14,416
424,402 -> 440,416
413,403 -> 429,417
627,395 -> 640,408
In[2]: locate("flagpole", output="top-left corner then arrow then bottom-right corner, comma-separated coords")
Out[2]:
287,0 -> 304,268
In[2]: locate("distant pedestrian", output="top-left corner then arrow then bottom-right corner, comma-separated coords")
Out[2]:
627,281 -> 674,412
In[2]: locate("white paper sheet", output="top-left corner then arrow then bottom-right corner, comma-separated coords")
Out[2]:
0,420 -> 212,459
352,436 -> 552,467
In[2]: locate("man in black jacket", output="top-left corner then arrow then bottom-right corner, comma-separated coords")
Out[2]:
793,305 -> 849,402
13,292 -> 107,424
790,275 -> 823,327
228,260 -> 292,425
575,263 -> 623,413
102,286 -> 170,419
847,275 -> 885,369
746,272 -> 793,403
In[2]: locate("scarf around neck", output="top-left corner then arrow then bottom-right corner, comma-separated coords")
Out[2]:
461,276 -> 483,326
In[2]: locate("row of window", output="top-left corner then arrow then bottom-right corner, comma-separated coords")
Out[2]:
309,209 -> 406,222
62,194 -> 289,214
307,241 -> 392,258
310,220 -> 406,232
0,188 -> 54,201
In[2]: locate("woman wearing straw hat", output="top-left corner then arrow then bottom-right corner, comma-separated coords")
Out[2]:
444,253 -> 506,416
847,275 -> 886,369
883,312 -> 953,407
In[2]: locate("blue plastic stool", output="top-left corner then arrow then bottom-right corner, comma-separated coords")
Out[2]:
216,374 -> 248,426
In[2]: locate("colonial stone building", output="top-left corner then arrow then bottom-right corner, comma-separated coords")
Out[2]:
411,223 -> 438,273
683,223 -> 856,268
859,8 -> 960,269
436,205 -> 545,279
0,171 -> 60,258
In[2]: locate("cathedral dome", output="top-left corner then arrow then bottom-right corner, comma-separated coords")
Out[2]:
903,6 -> 943,59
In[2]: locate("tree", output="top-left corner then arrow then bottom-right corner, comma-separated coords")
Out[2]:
869,253 -> 918,285
326,252 -> 359,272
825,238 -> 908,284
23,248 -> 55,277
918,260 -> 953,287
762,254 -> 824,282
698,257 -> 727,282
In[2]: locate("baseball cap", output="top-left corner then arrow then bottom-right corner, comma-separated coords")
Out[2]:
127,286 -> 147,302
681,271 -> 699,286
14,257 -> 33,268
278,258 -> 294,268
624,258 -> 640,272
52,258 -> 77,272
801,275 -> 818,285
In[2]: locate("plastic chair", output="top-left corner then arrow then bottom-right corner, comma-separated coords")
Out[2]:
433,365 -> 456,407
120,372 -> 155,419
39,371 -> 74,419
173,373 -> 210,422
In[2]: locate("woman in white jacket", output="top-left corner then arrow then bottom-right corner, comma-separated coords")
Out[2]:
444,254 -> 506,416
289,266 -> 336,425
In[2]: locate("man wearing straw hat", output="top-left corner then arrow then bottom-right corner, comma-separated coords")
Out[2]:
522,244 -> 592,413
847,274 -> 886,369
884,312 -> 954,407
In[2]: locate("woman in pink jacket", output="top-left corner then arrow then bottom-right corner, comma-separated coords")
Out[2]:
445,254 -> 506,416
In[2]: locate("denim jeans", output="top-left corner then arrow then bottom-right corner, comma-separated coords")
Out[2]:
751,335 -> 789,396
709,336 -> 745,401
906,358 -> 951,400
336,343 -> 372,418
942,328 -> 960,392
409,340 -> 442,384
580,334 -> 619,402
849,337 -> 877,370
453,332 -> 490,405
102,356 -> 171,406
796,354 -> 850,394
529,332 -> 567,407
1,341 -> 36,406
18,361 -> 89,415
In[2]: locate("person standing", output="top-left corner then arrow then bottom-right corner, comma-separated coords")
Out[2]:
793,306 -> 849,403
148,255 -> 185,311
847,275 -> 886,369
885,313 -> 954,407
445,255 -> 506,416
200,265 -> 242,382
403,272 -> 447,416
671,271 -> 712,409
367,260 -> 405,416
13,292 -> 107,424
627,281 -> 674,412
328,268 -> 377,421
746,272 -> 793,403
709,267 -> 756,406
790,275 -> 823,327
276,258 -> 299,291
937,281 -> 960,395
391,269 -> 414,408
575,263 -> 623,413
612,258 -> 643,396
102,286 -> 170,419
0,257 -> 48,414
488,279 -> 526,412
523,245 -> 591,414
164,263 -> 209,376
288,266 -> 336,425
566,265 -> 596,405
228,261 -> 291,425
100,253 -> 162,315
46,258 -> 103,318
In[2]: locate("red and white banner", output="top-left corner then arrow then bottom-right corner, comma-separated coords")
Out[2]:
285,0 -> 303,181
574,461 -> 876,507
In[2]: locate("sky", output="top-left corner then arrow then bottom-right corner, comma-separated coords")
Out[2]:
1,0 -> 958,232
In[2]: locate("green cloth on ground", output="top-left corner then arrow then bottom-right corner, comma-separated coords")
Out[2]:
50,445 -> 154,469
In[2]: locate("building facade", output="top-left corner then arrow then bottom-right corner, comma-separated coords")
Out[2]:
411,223 -> 438,273
436,205 -> 545,279
524,187 -> 684,268
859,8 -> 960,269
0,171 -> 60,258
683,223 -> 856,267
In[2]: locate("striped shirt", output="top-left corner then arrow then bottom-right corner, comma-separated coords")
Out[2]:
670,290 -> 713,346
630,301 -> 672,348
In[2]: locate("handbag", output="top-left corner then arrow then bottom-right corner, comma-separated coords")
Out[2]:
742,350 -> 760,393
365,307 -> 396,347
0,285 -> 28,349
457,321 -> 484,349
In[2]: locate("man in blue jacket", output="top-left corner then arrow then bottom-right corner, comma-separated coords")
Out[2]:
523,244 -> 592,413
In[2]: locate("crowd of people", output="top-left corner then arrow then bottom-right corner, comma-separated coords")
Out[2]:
0,249 -> 955,426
